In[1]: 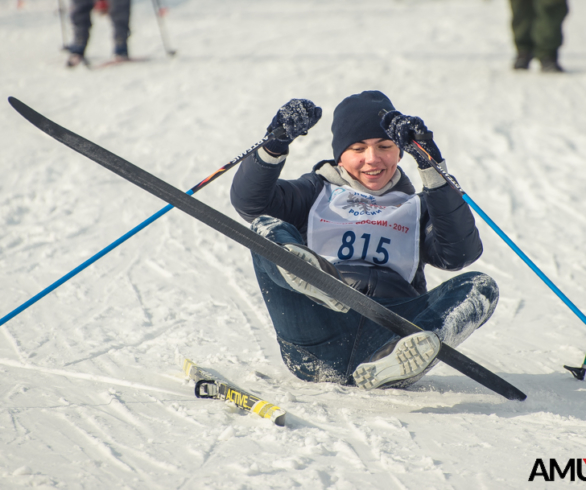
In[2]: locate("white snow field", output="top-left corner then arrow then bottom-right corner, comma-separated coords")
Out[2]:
1,0 -> 586,488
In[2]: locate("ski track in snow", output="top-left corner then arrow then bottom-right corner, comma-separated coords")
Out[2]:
1,0 -> 586,488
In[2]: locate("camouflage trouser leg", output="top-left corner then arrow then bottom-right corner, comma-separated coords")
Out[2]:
510,0 -> 569,60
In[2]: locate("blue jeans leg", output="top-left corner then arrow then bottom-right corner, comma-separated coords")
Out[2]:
70,0 -> 94,49
367,271 -> 500,388
109,0 -> 131,50
250,216 -> 499,387
251,216 -> 366,383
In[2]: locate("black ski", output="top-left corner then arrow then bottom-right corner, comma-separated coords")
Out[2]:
8,96 -> 527,402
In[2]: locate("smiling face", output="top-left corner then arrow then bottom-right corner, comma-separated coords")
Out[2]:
338,138 -> 401,191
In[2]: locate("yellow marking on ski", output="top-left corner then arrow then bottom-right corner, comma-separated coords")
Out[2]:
252,400 -> 286,425
226,388 -> 249,408
181,356 -> 286,426
182,358 -> 199,380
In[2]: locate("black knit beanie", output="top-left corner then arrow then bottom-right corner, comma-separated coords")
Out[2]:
331,90 -> 396,163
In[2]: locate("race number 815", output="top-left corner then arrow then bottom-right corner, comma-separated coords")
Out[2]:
337,231 -> 391,264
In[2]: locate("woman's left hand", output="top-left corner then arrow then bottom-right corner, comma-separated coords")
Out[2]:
380,111 -> 443,169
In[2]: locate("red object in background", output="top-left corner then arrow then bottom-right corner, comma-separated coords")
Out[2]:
158,7 -> 169,17
93,0 -> 109,14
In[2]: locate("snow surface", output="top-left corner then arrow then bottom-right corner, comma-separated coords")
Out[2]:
1,0 -> 586,488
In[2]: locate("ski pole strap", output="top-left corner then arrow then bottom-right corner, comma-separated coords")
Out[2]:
413,131 -> 434,141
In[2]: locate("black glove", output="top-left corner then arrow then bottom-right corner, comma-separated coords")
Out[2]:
264,99 -> 322,156
380,111 -> 443,169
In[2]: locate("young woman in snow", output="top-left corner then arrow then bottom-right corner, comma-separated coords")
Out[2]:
230,91 -> 499,390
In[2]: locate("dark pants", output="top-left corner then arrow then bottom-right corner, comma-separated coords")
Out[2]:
70,0 -> 131,54
251,216 -> 500,387
510,0 -> 569,60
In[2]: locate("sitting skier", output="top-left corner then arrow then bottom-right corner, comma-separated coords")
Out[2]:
230,91 -> 499,390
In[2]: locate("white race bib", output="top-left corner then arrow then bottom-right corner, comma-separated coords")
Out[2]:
307,183 -> 421,283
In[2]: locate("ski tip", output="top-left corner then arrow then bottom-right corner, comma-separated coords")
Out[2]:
513,391 -> 528,401
251,399 -> 287,427
7,97 -> 29,118
274,413 -> 286,427
504,384 -> 527,401
181,356 -> 199,380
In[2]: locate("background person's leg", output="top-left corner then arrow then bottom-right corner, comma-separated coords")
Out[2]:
109,0 -> 131,56
69,0 -> 94,55
533,0 -> 568,71
510,0 -> 535,68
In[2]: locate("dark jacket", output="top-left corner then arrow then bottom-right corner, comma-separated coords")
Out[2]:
231,151 -> 483,299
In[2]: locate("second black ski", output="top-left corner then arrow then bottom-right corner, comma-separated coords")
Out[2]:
8,96 -> 527,402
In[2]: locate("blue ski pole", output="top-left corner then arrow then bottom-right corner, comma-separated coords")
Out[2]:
404,123 -> 586,379
411,138 -> 586,328
0,128 -> 285,327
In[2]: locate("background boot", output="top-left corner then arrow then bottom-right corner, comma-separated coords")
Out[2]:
513,51 -> 533,69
